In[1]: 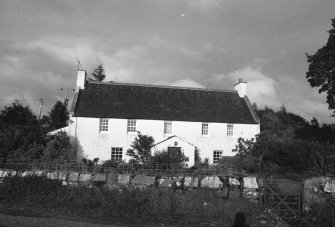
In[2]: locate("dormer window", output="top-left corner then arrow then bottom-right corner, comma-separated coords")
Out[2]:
99,118 -> 109,132
127,119 -> 136,133
164,121 -> 172,134
202,123 -> 209,136
227,124 -> 234,136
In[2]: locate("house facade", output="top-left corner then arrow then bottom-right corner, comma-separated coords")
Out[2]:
68,70 -> 260,166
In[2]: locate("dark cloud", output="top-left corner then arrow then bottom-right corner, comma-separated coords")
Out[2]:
0,0 -> 334,122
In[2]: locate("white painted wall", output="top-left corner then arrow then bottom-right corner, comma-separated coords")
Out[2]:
68,117 -> 260,165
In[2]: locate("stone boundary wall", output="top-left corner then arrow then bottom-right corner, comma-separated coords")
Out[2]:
0,169 -> 268,203
0,169 -> 334,209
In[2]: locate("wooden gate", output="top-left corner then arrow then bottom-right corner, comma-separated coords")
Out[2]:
264,178 -> 303,219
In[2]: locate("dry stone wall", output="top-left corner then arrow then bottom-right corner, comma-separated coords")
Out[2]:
0,168 -> 334,209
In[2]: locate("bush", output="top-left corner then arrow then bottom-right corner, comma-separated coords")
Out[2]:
299,201 -> 335,227
150,149 -> 189,168
0,176 -> 263,224
43,131 -> 74,162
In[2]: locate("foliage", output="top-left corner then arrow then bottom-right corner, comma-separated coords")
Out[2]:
234,129 -> 335,174
0,102 -> 44,162
43,131 -> 74,162
126,132 -> 154,163
194,147 -> 201,164
299,201 -> 335,227
43,101 -> 69,131
91,64 -> 106,81
296,119 -> 335,145
150,149 -> 189,167
0,176 -> 263,225
256,105 -> 306,134
101,159 -> 123,169
306,18 -> 335,114
234,132 -> 280,173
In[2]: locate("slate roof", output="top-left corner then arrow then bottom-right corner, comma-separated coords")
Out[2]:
72,82 -> 259,124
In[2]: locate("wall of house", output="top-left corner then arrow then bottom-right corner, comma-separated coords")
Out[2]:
68,117 -> 260,165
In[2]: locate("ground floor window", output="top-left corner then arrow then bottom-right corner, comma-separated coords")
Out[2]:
111,147 -> 123,161
213,150 -> 223,163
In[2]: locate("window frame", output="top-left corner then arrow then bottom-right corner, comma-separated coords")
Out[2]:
213,150 -> 223,164
227,124 -> 234,136
201,123 -> 209,136
99,118 -> 109,132
127,119 -> 137,133
111,147 -> 123,161
164,121 -> 172,135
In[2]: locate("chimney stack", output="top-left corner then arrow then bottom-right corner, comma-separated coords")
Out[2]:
76,70 -> 87,90
234,78 -> 247,97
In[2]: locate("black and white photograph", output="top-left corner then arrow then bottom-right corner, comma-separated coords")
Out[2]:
0,0 -> 334,226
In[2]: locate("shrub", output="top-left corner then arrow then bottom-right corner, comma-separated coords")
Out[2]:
0,176 -> 263,224
150,149 -> 189,168
300,201 -> 335,227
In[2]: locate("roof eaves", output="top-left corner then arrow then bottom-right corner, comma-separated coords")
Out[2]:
244,96 -> 260,124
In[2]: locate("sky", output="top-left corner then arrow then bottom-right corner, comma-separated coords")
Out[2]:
0,0 -> 334,123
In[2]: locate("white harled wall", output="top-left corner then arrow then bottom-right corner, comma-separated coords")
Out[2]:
68,117 -> 260,165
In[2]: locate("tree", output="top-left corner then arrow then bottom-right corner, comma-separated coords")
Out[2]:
43,131 -> 74,162
306,18 -> 335,114
126,132 -> 154,163
47,101 -> 69,131
0,101 -> 44,162
234,132 -> 279,172
91,64 -> 106,81
150,149 -> 189,168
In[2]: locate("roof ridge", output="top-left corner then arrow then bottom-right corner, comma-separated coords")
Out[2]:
88,81 -> 237,93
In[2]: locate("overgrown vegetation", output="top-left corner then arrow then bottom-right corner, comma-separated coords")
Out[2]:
126,132 -> 189,168
0,101 -> 73,164
0,176 -> 263,225
224,106 -> 335,174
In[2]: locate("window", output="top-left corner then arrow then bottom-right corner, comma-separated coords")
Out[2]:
127,119 -> 136,133
202,123 -> 208,136
227,124 -> 234,136
111,147 -> 123,161
100,118 -> 109,132
164,121 -> 172,134
213,150 -> 223,164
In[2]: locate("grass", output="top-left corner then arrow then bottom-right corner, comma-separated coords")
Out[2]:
0,176 -> 265,226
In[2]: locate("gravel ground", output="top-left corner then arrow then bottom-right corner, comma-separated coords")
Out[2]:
0,213 -> 121,227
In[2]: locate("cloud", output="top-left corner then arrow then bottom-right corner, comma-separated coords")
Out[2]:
221,67 -> 281,108
188,0 -> 222,15
154,79 -> 205,88
170,79 -> 206,88
21,40 -> 75,64
293,100 -> 333,124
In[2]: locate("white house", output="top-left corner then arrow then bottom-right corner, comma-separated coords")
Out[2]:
68,70 -> 260,166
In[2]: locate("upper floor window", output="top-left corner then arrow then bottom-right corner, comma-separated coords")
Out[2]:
111,147 -> 123,161
202,123 -> 209,136
227,124 -> 234,136
164,121 -> 172,134
99,118 -> 109,132
213,150 -> 223,164
127,119 -> 136,133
